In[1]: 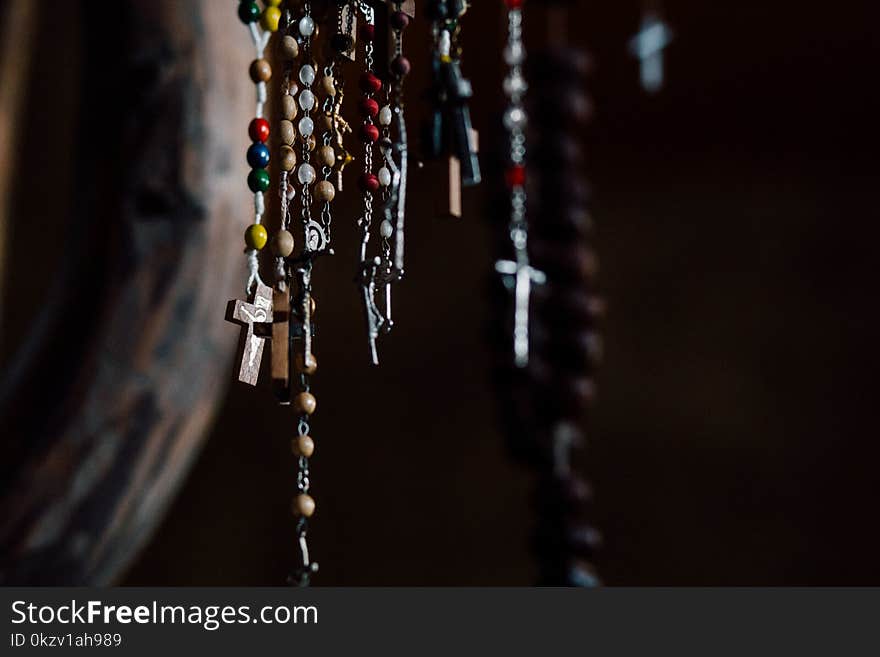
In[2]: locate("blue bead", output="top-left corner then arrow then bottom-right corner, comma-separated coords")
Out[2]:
247,143 -> 270,169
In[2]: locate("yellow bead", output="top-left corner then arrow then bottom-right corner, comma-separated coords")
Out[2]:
244,224 -> 268,250
266,0 -> 282,5
260,6 -> 281,32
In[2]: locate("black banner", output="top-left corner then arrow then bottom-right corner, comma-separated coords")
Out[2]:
2,588 -> 878,655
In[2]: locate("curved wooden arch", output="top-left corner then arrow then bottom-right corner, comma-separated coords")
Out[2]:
0,0 -> 250,584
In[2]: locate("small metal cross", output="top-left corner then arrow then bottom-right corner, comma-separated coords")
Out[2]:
495,258 -> 546,368
628,10 -> 673,94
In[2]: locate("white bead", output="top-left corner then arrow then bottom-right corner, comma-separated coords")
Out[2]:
378,167 -> 392,187
503,42 -> 524,65
297,163 -> 316,185
380,220 -> 393,239
298,89 -> 316,111
378,105 -> 393,126
299,65 -> 316,86
298,116 -> 314,137
503,107 -> 527,130
503,74 -> 527,97
298,16 -> 315,37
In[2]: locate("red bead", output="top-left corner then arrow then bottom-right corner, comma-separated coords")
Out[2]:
359,97 -> 379,118
248,117 -> 270,143
359,24 -> 375,42
360,123 -> 380,143
390,56 -> 411,78
359,72 -> 383,94
505,165 -> 526,188
505,0 -> 525,8
390,11 -> 410,30
358,173 -> 380,193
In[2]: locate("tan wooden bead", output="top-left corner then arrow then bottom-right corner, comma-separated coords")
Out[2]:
293,391 -> 316,415
315,180 -> 335,203
316,145 -> 336,168
281,95 -> 298,120
249,58 -> 271,83
279,145 -> 297,171
279,120 -> 295,145
321,75 -> 336,97
270,230 -> 295,258
292,493 -> 316,518
318,112 -> 334,132
294,352 -> 318,375
291,435 -> 315,458
280,35 -> 299,60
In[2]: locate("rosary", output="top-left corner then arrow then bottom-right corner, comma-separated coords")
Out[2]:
225,0 -> 609,586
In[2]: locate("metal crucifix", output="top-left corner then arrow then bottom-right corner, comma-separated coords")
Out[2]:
495,257 -> 546,368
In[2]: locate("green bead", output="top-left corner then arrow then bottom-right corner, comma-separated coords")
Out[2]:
238,1 -> 260,24
244,224 -> 268,250
247,168 -> 270,193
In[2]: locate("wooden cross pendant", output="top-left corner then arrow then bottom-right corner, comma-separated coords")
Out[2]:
431,128 -> 478,219
270,287 -> 291,401
225,282 -> 274,386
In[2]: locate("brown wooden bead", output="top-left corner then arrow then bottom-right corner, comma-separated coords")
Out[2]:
294,352 -> 318,375
321,75 -> 336,97
315,180 -> 335,202
279,145 -> 297,171
291,434 -> 315,458
292,493 -> 316,518
281,95 -> 298,120
279,120 -> 295,145
270,230 -> 295,257
293,391 -> 316,415
316,145 -> 336,167
318,112 -> 334,132
249,58 -> 271,83
280,35 -> 299,60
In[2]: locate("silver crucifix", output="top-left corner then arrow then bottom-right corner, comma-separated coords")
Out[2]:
495,258 -> 546,368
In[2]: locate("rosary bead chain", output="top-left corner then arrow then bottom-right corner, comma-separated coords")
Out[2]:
495,0 -> 544,368
238,0 -> 276,292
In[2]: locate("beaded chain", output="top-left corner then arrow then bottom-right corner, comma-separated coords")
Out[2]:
287,0 -> 323,587
424,0 -> 481,190
495,0 -> 545,368
229,0 -> 600,588
239,0 -> 279,292
354,2 -> 390,366
378,2 -> 411,279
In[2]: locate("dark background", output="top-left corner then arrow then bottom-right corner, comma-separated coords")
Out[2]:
5,1 -> 880,585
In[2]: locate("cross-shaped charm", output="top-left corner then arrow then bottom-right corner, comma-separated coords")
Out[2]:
270,287 -> 291,401
225,282 -> 274,386
628,10 -> 673,94
495,258 -> 546,368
